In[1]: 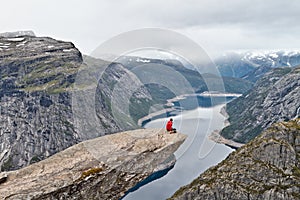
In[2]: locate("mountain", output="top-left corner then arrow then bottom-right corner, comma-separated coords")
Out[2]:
118,55 -> 253,94
220,66 -> 300,143
0,34 -> 83,171
169,118 -> 300,200
216,50 -> 300,82
0,35 -> 134,171
1,34 -> 205,171
0,129 -> 186,200
116,55 -> 253,122
85,55 -> 254,126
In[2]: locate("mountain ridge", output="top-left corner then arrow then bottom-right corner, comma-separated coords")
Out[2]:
216,50 -> 300,82
0,35 -> 129,171
220,66 -> 300,143
169,118 -> 300,200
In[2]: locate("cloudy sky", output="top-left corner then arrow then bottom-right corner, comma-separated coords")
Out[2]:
1,0 -> 300,56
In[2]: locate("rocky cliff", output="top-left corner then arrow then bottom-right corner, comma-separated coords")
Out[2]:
0,31 -> 35,37
169,119 -> 300,200
0,35 -> 84,171
0,128 -> 186,200
0,35 -> 130,171
221,66 -> 300,143
0,34 -> 193,171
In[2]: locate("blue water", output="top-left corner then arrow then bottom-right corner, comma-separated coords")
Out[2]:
123,96 -> 234,200
142,96 -> 235,126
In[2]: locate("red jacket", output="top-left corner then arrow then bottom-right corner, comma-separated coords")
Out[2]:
166,120 -> 173,131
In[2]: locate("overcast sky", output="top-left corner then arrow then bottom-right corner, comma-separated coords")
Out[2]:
1,0 -> 300,56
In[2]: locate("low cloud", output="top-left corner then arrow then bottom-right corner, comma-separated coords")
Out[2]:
1,0 -> 299,55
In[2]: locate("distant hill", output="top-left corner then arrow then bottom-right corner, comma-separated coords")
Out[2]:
118,55 -> 253,94
116,56 -> 253,122
216,50 -> 300,82
220,66 -> 300,143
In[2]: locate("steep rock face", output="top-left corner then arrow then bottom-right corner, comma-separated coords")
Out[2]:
0,91 -> 79,171
0,36 -> 134,171
169,119 -> 300,200
94,59 -> 152,130
0,35 -> 84,171
0,129 -> 186,200
221,66 -> 300,143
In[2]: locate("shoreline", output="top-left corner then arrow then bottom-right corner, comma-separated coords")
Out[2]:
137,107 -> 175,126
208,106 -> 244,149
137,91 -> 241,127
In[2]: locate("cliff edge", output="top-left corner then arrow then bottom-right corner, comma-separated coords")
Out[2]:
0,128 -> 186,200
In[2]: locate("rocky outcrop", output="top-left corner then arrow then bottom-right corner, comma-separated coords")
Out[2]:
0,31 -> 35,37
169,119 -> 300,200
0,35 -> 84,171
0,36 -> 129,171
0,129 -> 186,200
221,66 -> 300,143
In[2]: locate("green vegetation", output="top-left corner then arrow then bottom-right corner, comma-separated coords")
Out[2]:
129,84 -> 175,123
18,62 -> 79,94
221,66 -> 299,143
76,167 -> 103,182
292,166 -> 300,177
30,155 -> 42,164
1,157 -> 12,171
129,97 -> 153,123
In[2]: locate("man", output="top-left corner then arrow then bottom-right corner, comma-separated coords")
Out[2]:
166,118 -> 176,133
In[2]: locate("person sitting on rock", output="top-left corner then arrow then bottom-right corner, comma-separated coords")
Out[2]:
166,118 -> 176,133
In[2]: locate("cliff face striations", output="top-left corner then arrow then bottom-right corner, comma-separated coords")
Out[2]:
0,35 -> 84,171
170,119 -> 300,200
221,66 -> 300,143
0,35 -> 132,171
0,129 -> 186,200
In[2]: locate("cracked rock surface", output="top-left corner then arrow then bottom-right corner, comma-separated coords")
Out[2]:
0,128 -> 186,200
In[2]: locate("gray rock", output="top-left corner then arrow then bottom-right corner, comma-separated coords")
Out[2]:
0,128 -> 186,200
0,36 -> 144,171
0,31 -> 35,37
169,119 -> 300,200
221,67 -> 300,143
0,35 -> 84,171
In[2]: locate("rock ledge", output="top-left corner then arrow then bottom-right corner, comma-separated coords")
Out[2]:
0,128 -> 186,200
